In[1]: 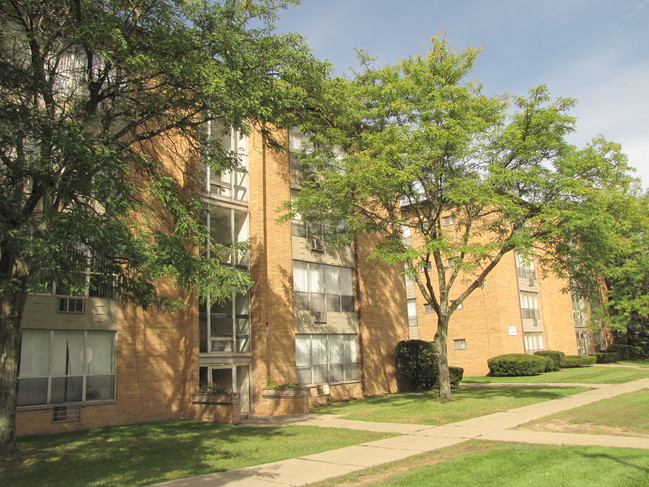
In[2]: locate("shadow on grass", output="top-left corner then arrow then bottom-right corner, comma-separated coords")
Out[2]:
3,421 -> 358,486
579,450 -> 649,475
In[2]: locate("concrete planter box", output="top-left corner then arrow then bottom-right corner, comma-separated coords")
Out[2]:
257,388 -> 310,415
190,392 -> 241,424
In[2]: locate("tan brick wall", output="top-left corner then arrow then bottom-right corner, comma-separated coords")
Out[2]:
356,233 -> 409,397
247,127 -> 297,414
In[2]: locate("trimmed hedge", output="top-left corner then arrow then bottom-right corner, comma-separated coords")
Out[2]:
534,350 -> 565,371
396,340 -> 437,390
604,344 -> 639,360
591,352 -> 620,364
561,355 -> 596,368
395,340 -> 464,390
488,354 -> 547,377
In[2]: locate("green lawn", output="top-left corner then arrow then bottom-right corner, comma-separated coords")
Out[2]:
520,389 -> 649,436
464,365 -> 649,384
0,421 -> 393,487
365,443 -> 649,487
312,386 -> 587,424
618,360 -> 649,368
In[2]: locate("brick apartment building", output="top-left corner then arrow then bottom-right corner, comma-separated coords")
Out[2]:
15,127 -> 599,436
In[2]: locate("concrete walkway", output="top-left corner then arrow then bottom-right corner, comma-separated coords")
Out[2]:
150,378 -> 649,487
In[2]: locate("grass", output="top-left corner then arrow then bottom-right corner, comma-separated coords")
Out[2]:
464,365 -> 649,384
0,421 -> 393,487
520,389 -> 649,437
311,442 -> 649,487
312,386 -> 587,424
618,359 -> 649,368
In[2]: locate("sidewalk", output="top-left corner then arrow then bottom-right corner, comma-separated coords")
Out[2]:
150,378 -> 649,487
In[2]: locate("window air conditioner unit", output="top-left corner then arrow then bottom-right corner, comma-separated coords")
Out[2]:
312,311 -> 327,323
310,238 -> 325,252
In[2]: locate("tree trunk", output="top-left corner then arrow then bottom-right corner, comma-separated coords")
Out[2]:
435,314 -> 453,401
0,288 -> 26,454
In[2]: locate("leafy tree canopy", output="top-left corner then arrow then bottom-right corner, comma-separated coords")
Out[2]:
288,37 -> 641,400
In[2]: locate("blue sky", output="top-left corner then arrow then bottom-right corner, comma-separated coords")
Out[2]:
275,0 -> 649,188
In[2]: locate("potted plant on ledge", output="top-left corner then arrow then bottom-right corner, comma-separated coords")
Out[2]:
192,383 -> 240,405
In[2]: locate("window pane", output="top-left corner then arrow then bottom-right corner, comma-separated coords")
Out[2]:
86,375 -> 115,401
341,296 -> 355,312
211,316 -> 232,337
297,367 -> 312,385
344,363 -> 360,381
51,332 -> 84,376
17,378 -> 48,406
86,332 -> 114,375
19,331 -> 50,377
292,221 -> 306,238
51,376 -> 83,403
310,264 -> 324,293
235,295 -> 249,316
310,293 -> 326,312
326,294 -> 341,312
210,208 -> 232,246
311,336 -> 327,365
329,335 -> 344,364
293,261 -> 309,292
344,335 -> 358,363
294,291 -> 310,310
211,368 -> 233,389
339,268 -> 353,296
330,364 -> 344,382
199,301 -> 208,353
236,319 -> 250,352
296,336 -> 311,366
324,266 -> 339,295
312,365 -> 328,384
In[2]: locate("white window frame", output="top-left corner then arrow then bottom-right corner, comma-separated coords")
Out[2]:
296,334 -> 359,385
293,261 -> 355,313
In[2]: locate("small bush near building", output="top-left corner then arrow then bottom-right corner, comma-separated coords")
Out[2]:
540,355 -> 557,372
605,344 -> 640,360
395,340 -> 465,390
488,354 -> 547,376
591,352 -> 620,363
561,355 -> 596,368
396,340 -> 437,390
534,350 -> 565,371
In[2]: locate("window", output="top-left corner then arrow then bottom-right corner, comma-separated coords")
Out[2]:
293,261 -> 355,313
208,207 -> 249,268
199,294 -> 250,354
407,299 -> 418,327
17,330 -> 116,407
524,332 -> 544,354
208,128 -> 248,202
424,303 -> 433,314
442,215 -> 456,226
515,252 -> 537,281
453,339 -> 467,350
296,334 -> 359,385
520,291 -> 541,320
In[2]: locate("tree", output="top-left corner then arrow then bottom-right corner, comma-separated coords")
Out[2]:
0,0 -> 329,453
289,37 -> 639,401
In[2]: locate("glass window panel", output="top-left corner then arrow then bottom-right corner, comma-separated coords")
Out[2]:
211,368 -> 233,389
292,221 -> 306,238
295,336 -> 311,366
297,367 -> 312,385
86,332 -> 114,375
311,336 -> 327,365
339,268 -> 353,296
17,378 -> 48,406
344,363 -> 360,381
86,375 -> 115,401
329,335 -> 344,364
324,266 -> 339,295
310,293 -> 326,312
19,331 -> 50,377
51,376 -> 83,403
309,264 -> 324,293
210,208 -> 232,246
234,170 -> 248,202
341,296 -> 355,312
199,301 -> 208,353
294,292 -> 310,310
51,332 -> 84,376
293,261 -> 309,292
407,299 -> 417,317
235,295 -> 249,315
211,316 -> 233,337
330,364 -> 344,382
211,340 -> 233,353
344,335 -> 358,363
211,298 -> 231,315
312,365 -> 328,384
326,295 -> 341,312
236,336 -> 250,353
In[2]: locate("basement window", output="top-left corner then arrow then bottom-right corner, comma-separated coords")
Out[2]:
453,339 -> 467,350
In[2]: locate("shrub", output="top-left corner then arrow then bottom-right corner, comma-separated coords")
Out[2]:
449,366 -> 464,387
396,340 -> 437,390
561,355 -> 596,368
604,344 -> 639,360
540,355 -> 557,372
590,352 -> 620,364
534,350 -> 565,371
488,354 -> 547,376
